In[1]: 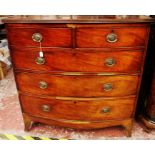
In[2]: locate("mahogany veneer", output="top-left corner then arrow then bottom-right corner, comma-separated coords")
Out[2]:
20,94 -> 135,121
76,27 -> 148,48
3,15 -> 153,137
11,47 -> 143,73
15,72 -> 139,97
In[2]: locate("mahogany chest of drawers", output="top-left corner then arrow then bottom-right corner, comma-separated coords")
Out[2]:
3,15 -> 153,137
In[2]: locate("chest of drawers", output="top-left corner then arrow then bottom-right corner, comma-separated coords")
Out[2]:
3,15 -> 153,137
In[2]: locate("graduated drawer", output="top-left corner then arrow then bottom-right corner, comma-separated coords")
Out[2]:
76,27 -> 148,48
7,27 -> 72,47
11,47 -> 143,73
15,72 -> 139,97
20,94 -> 135,121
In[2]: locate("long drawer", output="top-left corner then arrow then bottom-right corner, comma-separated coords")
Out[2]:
15,72 -> 140,97
20,94 -> 135,121
76,27 -> 148,48
7,27 -> 72,47
11,47 -> 143,73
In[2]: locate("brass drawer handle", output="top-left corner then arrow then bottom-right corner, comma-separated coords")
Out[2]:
35,57 -> 45,65
39,81 -> 48,89
100,107 -> 110,113
105,58 -> 116,67
103,83 -> 113,91
32,33 -> 43,42
42,105 -> 50,112
106,33 -> 118,43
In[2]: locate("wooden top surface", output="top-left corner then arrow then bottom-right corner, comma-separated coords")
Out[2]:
2,15 -> 154,24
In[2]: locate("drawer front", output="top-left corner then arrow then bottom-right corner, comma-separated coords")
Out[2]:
20,95 -> 135,121
15,72 -> 139,97
76,27 -> 148,48
7,27 -> 72,47
12,48 -> 143,73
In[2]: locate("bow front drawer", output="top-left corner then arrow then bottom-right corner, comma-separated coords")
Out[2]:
7,27 -> 72,47
15,72 -> 140,97
20,94 -> 135,121
11,47 -> 143,73
76,27 -> 148,48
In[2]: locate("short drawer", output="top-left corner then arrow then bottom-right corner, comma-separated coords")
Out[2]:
76,27 -> 148,48
11,47 -> 143,73
15,72 -> 139,97
7,27 -> 72,47
20,94 -> 135,121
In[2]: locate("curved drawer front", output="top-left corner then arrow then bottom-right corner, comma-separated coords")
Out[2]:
12,48 -> 143,73
20,94 -> 135,121
7,27 -> 72,47
15,72 -> 140,97
76,27 -> 148,48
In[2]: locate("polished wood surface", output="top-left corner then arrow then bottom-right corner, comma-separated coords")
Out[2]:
15,72 -> 139,97
2,15 -> 154,23
4,15 -> 153,137
11,47 -> 144,73
23,113 -> 133,137
5,23 -> 151,28
7,24 -> 149,48
76,27 -> 148,48
20,94 -> 135,121
7,27 -> 72,47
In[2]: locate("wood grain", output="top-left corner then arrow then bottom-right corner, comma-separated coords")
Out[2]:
3,16 -> 152,135
3,15 -> 154,23
76,27 -> 148,48
7,27 -> 72,47
22,113 -> 133,136
11,47 -> 143,73
20,94 -> 135,121
15,72 -> 140,97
